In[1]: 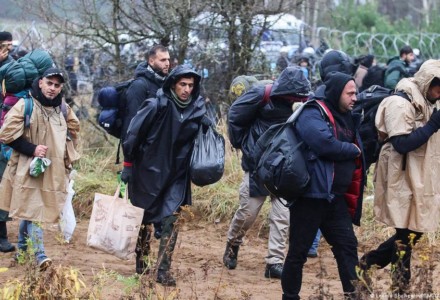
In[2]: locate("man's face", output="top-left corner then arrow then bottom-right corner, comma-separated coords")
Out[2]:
148,50 -> 170,75
339,80 -> 357,113
1,41 -> 13,52
403,52 -> 415,64
172,77 -> 195,102
427,85 -> 440,104
39,77 -> 63,100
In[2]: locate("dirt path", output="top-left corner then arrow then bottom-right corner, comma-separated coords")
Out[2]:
1,218 -> 439,299
0,218 -> 345,299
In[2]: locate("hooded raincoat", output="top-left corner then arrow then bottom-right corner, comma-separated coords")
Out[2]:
0,95 -> 80,223
374,59 -> 440,232
228,66 -> 311,197
123,65 -> 206,223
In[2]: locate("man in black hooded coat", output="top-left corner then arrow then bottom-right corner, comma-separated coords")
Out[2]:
121,65 -> 207,285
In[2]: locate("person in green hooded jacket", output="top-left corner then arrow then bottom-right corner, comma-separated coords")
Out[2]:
384,45 -> 414,90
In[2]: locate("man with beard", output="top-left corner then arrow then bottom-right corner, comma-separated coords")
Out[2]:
384,45 -> 415,90
281,72 -> 365,299
0,68 -> 80,271
121,65 -> 209,285
122,44 -> 170,141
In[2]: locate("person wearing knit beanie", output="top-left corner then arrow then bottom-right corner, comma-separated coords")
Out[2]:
0,31 -> 13,66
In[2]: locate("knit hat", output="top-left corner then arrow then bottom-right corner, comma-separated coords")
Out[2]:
0,31 -> 12,42
324,71 -> 354,111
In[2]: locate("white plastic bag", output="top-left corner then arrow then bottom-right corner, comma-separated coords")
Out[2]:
29,157 -> 51,177
59,171 -> 77,242
87,185 -> 144,260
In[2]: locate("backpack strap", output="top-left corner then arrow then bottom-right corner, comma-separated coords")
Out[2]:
393,90 -> 411,171
315,100 -> 337,136
60,100 -> 68,120
261,84 -> 272,106
23,95 -> 34,128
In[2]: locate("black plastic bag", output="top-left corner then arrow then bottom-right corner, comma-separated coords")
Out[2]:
190,125 -> 225,186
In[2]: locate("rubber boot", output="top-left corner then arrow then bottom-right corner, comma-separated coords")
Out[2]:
135,224 -> 151,274
223,242 -> 239,269
156,215 -> 178,286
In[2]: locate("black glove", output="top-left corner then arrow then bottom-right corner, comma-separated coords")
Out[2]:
120,166 -> 132,184
428,108 -> 440,131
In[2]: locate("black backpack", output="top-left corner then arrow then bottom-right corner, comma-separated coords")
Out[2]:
253,100 -> 335,203
353,85 -> 410,170
97,77 -> 147,139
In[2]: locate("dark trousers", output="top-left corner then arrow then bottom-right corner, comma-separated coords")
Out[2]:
361,228 -> 422,287
0,221 -> 7,240
281,196 -> 359,299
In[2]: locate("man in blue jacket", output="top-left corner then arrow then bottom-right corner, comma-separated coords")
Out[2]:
281,72 -> 365,299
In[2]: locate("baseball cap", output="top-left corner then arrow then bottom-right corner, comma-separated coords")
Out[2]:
42,67 -> 65,83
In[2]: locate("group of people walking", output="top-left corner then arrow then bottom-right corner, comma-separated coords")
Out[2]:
1,33 -> 440,299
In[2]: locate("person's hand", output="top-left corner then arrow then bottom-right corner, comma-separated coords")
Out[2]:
120,166 -> 132,184
352,143 -> 361,157
33,145 -> 48,158
0,47 -> 8,62
428,108 -> 440,131
201,115 -> 213,133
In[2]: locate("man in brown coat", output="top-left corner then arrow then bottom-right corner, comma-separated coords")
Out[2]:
0,68 -> 80,271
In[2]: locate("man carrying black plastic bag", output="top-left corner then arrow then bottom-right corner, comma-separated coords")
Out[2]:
121,65 -> 211,285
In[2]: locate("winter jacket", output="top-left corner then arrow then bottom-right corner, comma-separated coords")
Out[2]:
121,62 -> 166,141
384,56 -> 410,89
0,95 -> 80,223
123,65 -> 206,223
295,74 -> 365,226
0,54 -> 13,68
374,59 -> 440,232
228,66 -> 310,197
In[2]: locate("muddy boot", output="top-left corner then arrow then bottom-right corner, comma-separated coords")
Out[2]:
135,225 -> 151,274
264,263 -> 283,279
223,242 -> 239,269
156,269 -> 176,286
156,215 -> 178,284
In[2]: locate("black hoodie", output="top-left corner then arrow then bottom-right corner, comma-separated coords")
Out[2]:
323,72 -> 357,195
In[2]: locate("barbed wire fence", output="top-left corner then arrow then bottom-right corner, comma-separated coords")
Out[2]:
316,27 -> 440,62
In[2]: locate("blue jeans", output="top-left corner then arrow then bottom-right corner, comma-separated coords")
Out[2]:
18,220 -> 48,263
308,229 -> 321,255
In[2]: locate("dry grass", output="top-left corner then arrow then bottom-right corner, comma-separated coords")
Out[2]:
6,101 -> 435,299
